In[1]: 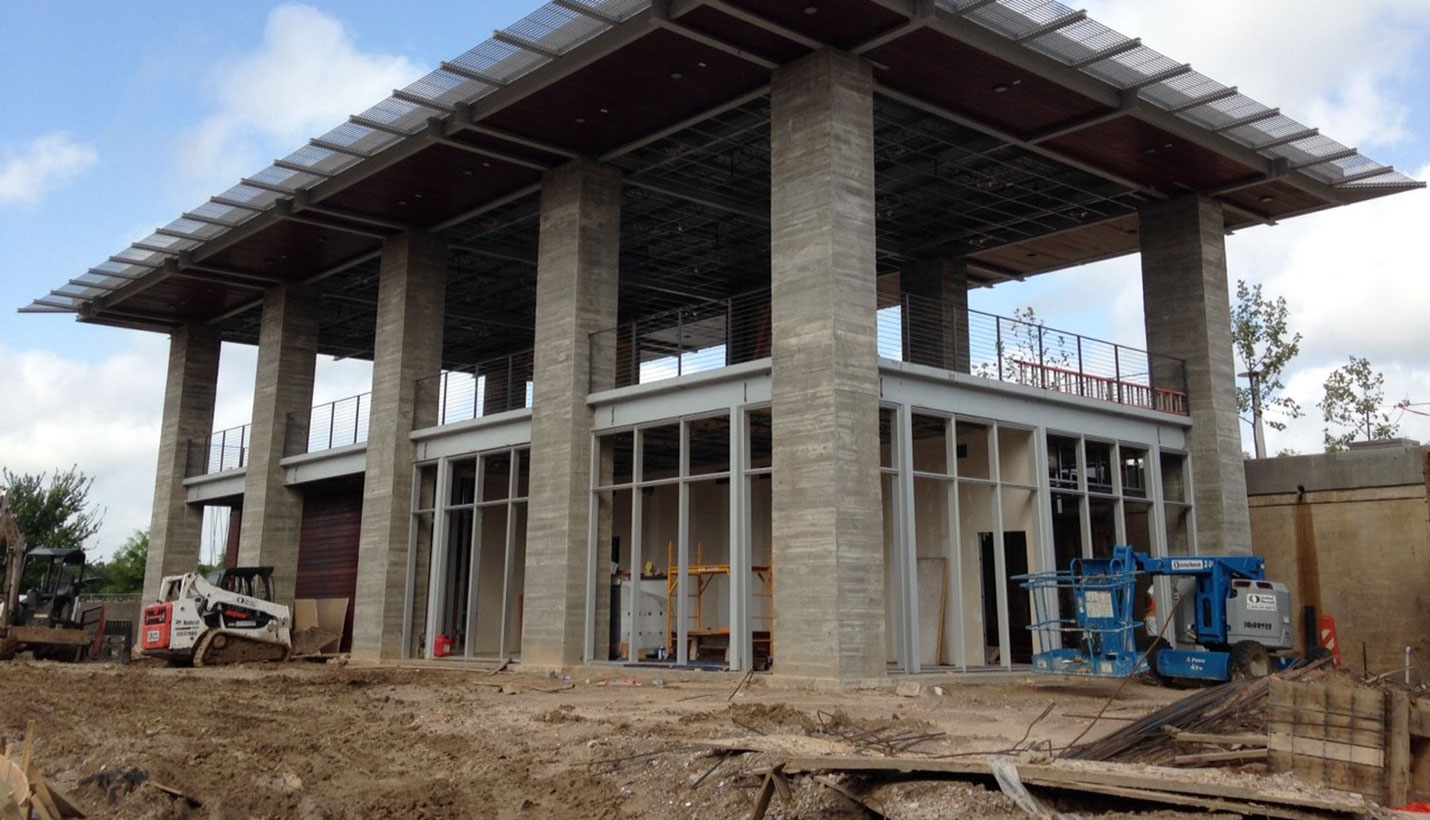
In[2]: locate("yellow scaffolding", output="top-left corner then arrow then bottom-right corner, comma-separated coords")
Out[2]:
666,541 -> 773,664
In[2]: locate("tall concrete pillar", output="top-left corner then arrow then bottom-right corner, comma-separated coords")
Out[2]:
902,258 -> 970,373
351,232 -> 447,659
1140,194 -> 1251,555
236,284 -> 317,603
143,324 -> 221,602
523,159 -> 621,667
769,49 -> 886,683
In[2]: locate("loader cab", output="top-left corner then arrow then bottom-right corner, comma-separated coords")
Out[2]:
206,567 -> 276,602
18,547 -> 92,627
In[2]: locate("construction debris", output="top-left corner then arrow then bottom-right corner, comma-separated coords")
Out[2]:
1,722 -> 86,819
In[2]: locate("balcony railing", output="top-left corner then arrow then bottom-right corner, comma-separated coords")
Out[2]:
187,423 -> 250,476
880,291 -> 1188,415
589,289 -> 771,392
588,286 -> 1187,416
285,392 -> 371,456
414,349 -> 534,429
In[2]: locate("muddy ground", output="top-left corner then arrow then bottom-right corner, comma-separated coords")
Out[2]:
0,659 -> 1266,818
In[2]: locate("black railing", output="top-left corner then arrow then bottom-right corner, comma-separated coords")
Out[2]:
186,423 -> 250,476
586,286 -> 1188,416
879,291 -> 1189,415
589,289 -> 772,392
413,349 -> 534,429
285,392 -> 371,456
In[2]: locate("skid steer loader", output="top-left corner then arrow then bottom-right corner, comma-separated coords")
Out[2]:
141,567 -> 293,666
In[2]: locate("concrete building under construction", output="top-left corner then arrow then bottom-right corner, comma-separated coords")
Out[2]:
27,0 -> 1421,684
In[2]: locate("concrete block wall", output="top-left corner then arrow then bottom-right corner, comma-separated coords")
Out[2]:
1140,195 -> 1251,556
237,284 -> 317,604
143,325 -> 220,602
522,159 -> 622,667
769,49 -> 886,683
351,232 -> 447,660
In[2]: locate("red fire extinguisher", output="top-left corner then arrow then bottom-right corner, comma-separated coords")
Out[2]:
434,634 -> 453,658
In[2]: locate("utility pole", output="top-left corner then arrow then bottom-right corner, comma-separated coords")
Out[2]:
1239,369 -> 1266,459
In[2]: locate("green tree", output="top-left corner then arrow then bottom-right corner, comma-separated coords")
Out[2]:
102,529 -> 148,594
0,466 -> 104,554
1319,356 -> 1398,452
1232,280 -> 1302,458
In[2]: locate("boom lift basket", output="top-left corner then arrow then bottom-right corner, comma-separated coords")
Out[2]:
1018,551 -> 1145,678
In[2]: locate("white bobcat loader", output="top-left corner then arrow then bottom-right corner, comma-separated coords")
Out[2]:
141,567 -> 293,666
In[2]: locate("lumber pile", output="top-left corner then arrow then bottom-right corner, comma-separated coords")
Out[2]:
1066,659 -> 1327,765
0,722 -> 86,819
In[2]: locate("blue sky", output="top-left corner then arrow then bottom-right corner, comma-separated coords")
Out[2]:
2,1 -> 1429,557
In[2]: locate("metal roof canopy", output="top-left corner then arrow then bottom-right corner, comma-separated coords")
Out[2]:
24,0 -> 1421,368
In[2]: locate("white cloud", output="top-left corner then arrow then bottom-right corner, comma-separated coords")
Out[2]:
176,4 -> 421,187
1081,0 -> 1430,148
0,133 -> 99,206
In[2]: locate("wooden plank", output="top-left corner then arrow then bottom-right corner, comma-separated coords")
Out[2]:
1293,682 -> 1327,786
782,756 -> 1369,814
1269,679 -> 1293,774
1268,733 -> 1385,767
1388,690 -> 1411,808
1169,730 -> 1268,747
1173,748 -> 1268,765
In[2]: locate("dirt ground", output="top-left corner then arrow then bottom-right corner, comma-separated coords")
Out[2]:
0,659 -> 1266,819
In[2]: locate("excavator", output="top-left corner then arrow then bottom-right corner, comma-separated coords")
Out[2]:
1,493 -> 101,661
141,566 -> 296,666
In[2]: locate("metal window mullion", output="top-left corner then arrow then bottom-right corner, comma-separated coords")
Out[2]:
1076,438 -> 1093,560
583,436 -> 601,663
945,416 -> 965,670
464,490 -> 483,659
1031,428 -> 1058,651
423,458 -> 452,659
895,404 -> 920,673
1111,442 -> 1127,546
500,448 -> 521,659
629,430 -> 645,663
401,470 -> 425,657
988,424 -> 1012,670
728,406 -> 747,672
676,422 -> 691,666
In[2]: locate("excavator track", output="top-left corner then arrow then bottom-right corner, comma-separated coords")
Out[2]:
192,630 -> 290,667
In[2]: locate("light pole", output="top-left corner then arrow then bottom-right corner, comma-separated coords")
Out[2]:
1239,369 -> 1266,459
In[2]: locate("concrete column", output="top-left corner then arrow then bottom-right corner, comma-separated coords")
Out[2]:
769,49 -> 886,683
523,158 -> 621,667
351,232 -> 447,659
143,325 -> 221,602
902,258 -> 970,373
236,284 -> 317,603
1140,194 -> 1251,555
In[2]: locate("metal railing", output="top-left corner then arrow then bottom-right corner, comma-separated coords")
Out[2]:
880,291 -> 1188,415
187,423 -> 250,476
414,348 -> 534,429
589,289 -> 772,392
285,392 -> 371,456
587,286 -> 1187,416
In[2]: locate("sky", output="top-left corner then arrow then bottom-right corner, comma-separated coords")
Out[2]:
2,1 -> 1428,559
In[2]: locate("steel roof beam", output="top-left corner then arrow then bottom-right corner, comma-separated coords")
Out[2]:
88,267 -> 144,280
310,137 -> 373,159
271,198 -> 392,239
1070,37 -> 1141,69
349,114 -> 417,138
1165,86 -> 1239,114
392,89 -> 452,113
1013,10 -> 1087,44
451,107 -> 579,159
491,30 -> 561,60
665,0 -> 822,50
425,118 -> 553,171
110,255 -> 163,268
625,177 -> 767,222
273,159 -> 337,178
1290,147 -> 1358,170
211,195 -> 269,212
552,0 -> 622,26
1332,165 -> 1397,185
649,15 -> 778,70
240,177 -> 302,196
1125,63 -> 1193,91
132,241 -> 185,255
1027,93 -> 1138,144
1210,108 -> 1280,133
155,227 -> 208,242
439,61 -> 507,87
853,0 -> 936,54
181,211 -> 245,228
1255,128 -> 1318,150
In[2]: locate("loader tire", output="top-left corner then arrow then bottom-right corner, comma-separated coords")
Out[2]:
1229,640 -> 1271,680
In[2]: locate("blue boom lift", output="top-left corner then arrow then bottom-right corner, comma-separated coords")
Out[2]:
1019,546 -> 1296,683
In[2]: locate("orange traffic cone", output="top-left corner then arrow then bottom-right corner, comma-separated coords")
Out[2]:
1318,614 -> 1341,667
